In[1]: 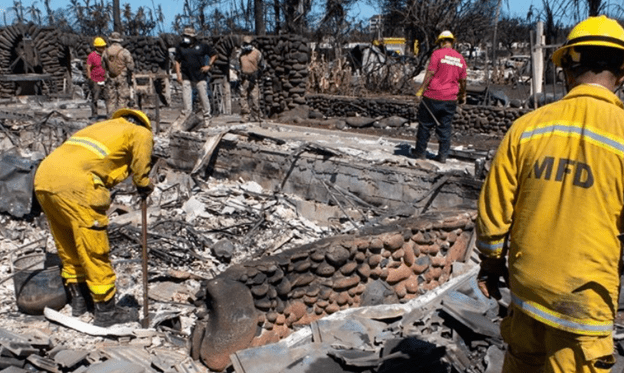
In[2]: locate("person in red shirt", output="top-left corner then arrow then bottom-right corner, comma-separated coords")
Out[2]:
412,31 -> 467,163
86,37 -> 107,119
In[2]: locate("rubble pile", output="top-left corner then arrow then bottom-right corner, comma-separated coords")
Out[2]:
190,210 -> 476,371
0,323 -> 206,373
0,23 -> 66,97
108,174 -> 337,273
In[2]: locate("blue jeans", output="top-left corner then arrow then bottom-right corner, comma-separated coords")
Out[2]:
414,97 -> 457,157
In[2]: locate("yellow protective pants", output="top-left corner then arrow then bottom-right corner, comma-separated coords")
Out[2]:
35,190 -> 117,302
501,304 -> 615,373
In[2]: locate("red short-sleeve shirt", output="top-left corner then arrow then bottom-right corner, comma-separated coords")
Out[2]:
424,47 -> 467,101
87,51 -> 106,83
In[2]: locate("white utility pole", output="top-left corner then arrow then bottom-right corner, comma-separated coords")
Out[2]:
531,21 -> 544,96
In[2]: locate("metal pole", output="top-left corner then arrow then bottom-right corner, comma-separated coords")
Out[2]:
141,198 -> 149,328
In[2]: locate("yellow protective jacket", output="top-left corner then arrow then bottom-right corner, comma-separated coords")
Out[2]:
476,84 -> 624,336
34,117 -> 153,228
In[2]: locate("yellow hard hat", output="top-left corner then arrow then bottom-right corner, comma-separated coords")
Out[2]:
436,30 -> 455,44
93,37 -> 107,47
552,15 -> 624,67
112,108 -> 152,131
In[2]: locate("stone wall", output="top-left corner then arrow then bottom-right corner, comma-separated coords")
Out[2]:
207,34 -> 310,117
305,94 -> 532,135
191,210 -> 476,371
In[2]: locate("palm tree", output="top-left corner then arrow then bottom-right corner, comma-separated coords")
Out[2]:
9,0 -> 25,23
27,1 -> 42,24
43,0 -> 54,25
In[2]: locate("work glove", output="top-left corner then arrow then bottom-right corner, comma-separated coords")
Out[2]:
459,93 -> 467,105
136,182 -> 154,200
477,255 -> 508,300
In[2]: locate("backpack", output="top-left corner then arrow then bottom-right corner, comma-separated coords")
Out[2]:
106,46 -> 126,77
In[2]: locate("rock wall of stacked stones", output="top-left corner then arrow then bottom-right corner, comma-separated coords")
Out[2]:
62,34 -> 169,74
206,34 -> 310,117
306,94 -> 532,134
0,23 -> 66,98
194,210 -> 476,371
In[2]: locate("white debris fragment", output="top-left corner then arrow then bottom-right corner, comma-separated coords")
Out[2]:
182,196 -> 208,223
240,181 -> 264,194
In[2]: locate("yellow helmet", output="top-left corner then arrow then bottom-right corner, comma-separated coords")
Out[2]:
93,37 -> 107,47
552,15 -> 624,67
436,30 -> 455,44
112,108 -> 152,131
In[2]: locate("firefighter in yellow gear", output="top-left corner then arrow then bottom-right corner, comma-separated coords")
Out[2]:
34,109 -> 154,327
476,15 -> 624,372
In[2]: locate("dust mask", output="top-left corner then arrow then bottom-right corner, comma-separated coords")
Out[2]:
183,37 -> 191,44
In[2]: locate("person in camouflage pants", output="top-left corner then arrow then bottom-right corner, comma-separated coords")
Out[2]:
102,32 -> 135,115
238,35 -> 264,122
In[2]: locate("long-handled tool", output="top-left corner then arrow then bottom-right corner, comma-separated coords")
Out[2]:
141,198 -> 149,328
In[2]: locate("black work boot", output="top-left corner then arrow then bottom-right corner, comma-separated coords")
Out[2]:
67,283 -> 93,317
434,154 -> 447,164
410,148 -> 426,159
93,296 -> 139,327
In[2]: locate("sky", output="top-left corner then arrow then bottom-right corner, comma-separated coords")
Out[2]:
0,0 -> 539,32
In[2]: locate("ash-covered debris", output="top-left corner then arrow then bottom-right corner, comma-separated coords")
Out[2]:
0,161 -> 349,370
107,173 -> 342,275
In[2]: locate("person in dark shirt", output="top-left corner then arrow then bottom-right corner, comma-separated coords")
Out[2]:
174,27 -> 217,126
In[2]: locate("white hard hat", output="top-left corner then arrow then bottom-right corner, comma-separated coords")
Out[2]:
436,30 -> 455,44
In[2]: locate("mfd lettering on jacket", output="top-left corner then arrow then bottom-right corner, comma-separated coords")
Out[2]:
529,156 -> 594,188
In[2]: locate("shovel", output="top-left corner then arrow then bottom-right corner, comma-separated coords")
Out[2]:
141,198 -> 149,328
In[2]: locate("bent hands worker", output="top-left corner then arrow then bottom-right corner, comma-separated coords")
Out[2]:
412,30 -> 467,164
34,109 -> 154,327
476,15 -> 624,373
